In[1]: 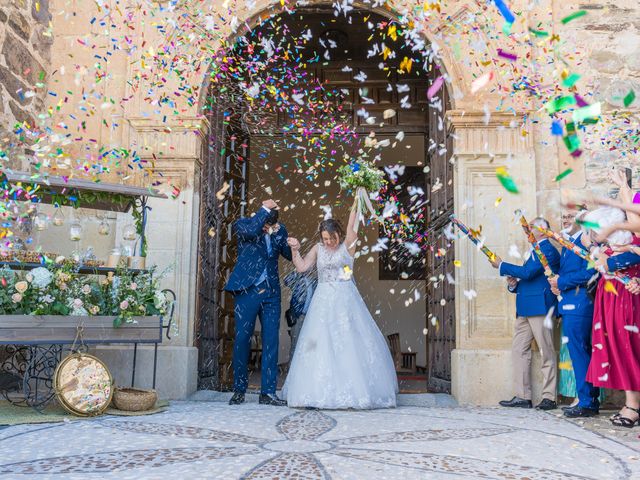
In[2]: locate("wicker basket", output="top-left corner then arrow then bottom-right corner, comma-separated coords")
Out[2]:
112,387 -> 157,412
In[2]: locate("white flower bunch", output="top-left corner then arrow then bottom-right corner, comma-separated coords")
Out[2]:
30,267 -> 53,289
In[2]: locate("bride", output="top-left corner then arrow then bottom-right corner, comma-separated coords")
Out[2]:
283,201 -> 398,409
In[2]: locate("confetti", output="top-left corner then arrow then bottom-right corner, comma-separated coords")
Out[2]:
554,169 -> 573,182
493,0 -> 516,24
603,280 -> 618,296
561,10 -> 587,24
495,167 -> 519,194
624,90 -> 636,108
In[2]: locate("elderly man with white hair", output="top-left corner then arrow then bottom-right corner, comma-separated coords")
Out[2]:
490,217 -> 561,410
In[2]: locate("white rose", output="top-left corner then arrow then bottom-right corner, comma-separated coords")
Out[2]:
81,285 -> 92,295
12,293 -> 22,303
15,281 -> 28,294
25,273 -> 34,283
55,256 -> 65,264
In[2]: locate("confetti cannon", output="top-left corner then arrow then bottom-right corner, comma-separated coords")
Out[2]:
449,215 -> 497,262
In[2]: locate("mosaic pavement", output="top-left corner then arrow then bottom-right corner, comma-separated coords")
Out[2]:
0,401 -> 638,479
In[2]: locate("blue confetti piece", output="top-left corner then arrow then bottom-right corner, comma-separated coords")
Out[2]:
494,0 -> 516,24
551,120 -> 563,136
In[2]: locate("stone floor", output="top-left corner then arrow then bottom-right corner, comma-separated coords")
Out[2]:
0,398 -> 638,479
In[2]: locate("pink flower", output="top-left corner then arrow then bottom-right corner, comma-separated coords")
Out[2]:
120,300 -> 129,310
73,298 -> 83,308
129,282 -> 137,291
11,293 -> 22,303
81,285 -> 92,295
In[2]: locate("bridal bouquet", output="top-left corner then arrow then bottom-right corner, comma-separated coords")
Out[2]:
337,159 -> 386,193
337,159 -> 387,232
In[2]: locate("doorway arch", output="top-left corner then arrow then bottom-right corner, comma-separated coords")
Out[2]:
194,5 -> 456,393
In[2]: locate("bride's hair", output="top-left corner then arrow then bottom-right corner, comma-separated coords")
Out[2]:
318,219 -> 344,241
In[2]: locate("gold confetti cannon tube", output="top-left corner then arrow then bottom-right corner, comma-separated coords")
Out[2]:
534,225 -> 631,285
450,215 -> 497,261
516,211 -> 554,278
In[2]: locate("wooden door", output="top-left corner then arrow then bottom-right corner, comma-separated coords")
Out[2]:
425,80 -> 455,393
196,97 -> 250,391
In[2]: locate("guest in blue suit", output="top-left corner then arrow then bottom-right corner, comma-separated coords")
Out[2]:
548,212 -> 600,417
226,199 -> 292,406
490,217 -> 561,410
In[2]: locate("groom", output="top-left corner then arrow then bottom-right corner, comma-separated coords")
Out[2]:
225,199 -> 292,406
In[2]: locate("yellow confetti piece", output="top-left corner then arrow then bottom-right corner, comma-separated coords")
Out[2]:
604,280 -> 618,296
388,25 -> 398,41
453,260 -> 462,267
399,57 -> 413,73
558,361 -> 572,371
495,197 -> 502,206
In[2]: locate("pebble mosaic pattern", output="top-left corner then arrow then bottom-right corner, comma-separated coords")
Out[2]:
0,402 -> 637,479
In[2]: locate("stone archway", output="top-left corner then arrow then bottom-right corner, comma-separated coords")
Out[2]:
194,4 -> 458,393
107,0 -> 548,403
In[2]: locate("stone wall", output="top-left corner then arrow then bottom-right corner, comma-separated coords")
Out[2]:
0,0 -> 51,140
572,2 -> 640,191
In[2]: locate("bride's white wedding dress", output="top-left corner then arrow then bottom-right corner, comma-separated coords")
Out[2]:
283,242 -> 398,409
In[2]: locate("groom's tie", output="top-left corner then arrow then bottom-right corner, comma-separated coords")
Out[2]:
254,233 -> 272,287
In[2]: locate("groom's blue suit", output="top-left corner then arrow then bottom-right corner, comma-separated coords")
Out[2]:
225,207 -> 292,395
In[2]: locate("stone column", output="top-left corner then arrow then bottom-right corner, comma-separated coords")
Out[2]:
94,117 -> 207,400
449,111 -> 547,406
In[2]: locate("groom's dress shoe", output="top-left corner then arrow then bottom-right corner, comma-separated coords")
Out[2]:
535,399 -> 557,411
259,393 -> 287,406
563,405 -> 599,418
499,397 -> 533,408
229,392 -> 245,405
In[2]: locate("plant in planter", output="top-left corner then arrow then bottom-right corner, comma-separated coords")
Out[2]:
109,265 -> 168,327
0,262 -> 170,327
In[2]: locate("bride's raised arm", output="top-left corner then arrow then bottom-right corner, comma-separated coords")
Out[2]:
288,238 -> 318,272
345,196 -> 359,256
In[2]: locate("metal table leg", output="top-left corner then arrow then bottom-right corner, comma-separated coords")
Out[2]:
131,343 -> 138,388
153,343 -> 158,389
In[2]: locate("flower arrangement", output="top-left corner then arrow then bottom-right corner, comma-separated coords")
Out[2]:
337,158 -> 387,232
337,159 -> 386,193
0,261 -> 170,327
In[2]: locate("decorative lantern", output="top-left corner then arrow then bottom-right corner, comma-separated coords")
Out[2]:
35,213 -> 48,231
52,209 -> 64,227
123,223 -> 137,241
98,219 -> 111,236
69,222 -> 83,242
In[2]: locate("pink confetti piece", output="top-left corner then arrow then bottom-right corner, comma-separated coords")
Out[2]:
471,71 -> 494,94
427,76 -> 444,100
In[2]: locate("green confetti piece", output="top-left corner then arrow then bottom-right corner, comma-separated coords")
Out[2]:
563,134 -> 581,153
502,21 -> 513,36
496,167 -> 519,194
528,28 -> 549,37
555,168 -> 573,181
572,102 -> 601,124
561,10 -> 587,24
576,218 -> 599,230
545,95 -> 576,114
562,73 -> 581,88
624,90 -> 636,108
